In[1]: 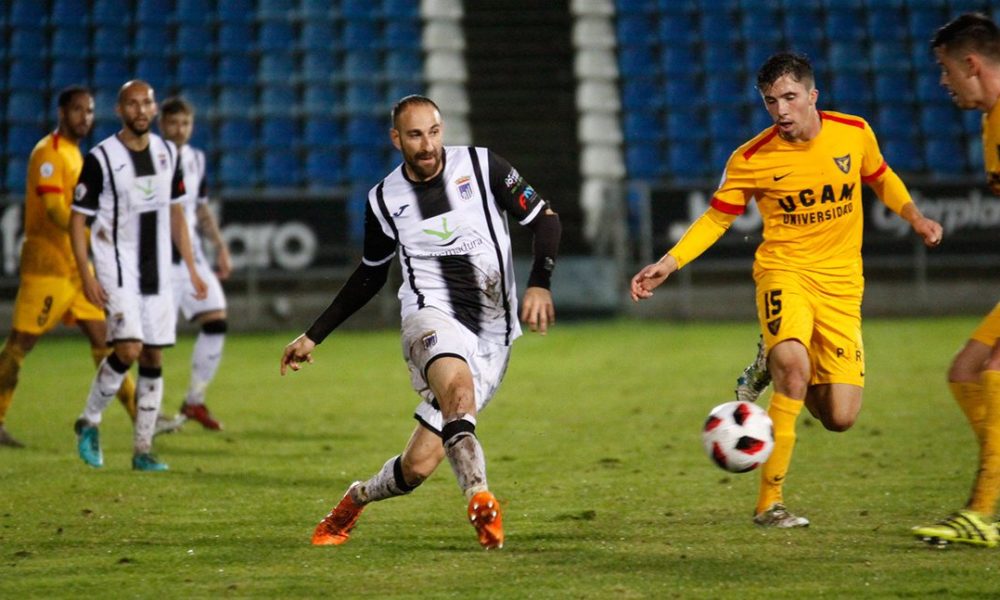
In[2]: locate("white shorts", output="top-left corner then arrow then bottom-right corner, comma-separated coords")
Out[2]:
104,287 -> 177,347
401,307 -> 511,435
172,258 -> 226,321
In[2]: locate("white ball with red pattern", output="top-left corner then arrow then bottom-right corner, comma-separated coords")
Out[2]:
701,401 -> 774,473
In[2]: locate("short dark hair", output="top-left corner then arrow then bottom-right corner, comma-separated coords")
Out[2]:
57,85 -> 91,109
160,96 -> 195,117
390,95 -> 440,128
756,52 -> 814,92
931,12 -> 1000,63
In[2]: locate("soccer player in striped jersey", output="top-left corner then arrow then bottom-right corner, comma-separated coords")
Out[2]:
913,13 -> 1000,548
281,95 -> 560,549
0,86 -> 138,448
156,97 -> 231,433
631,53 -> 942,528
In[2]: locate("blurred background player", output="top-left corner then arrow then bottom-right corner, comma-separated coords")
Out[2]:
0,86 -> 138,448
630,53 -> 942,528
156,96 -> 231,433
70,80 -> 206,471
280,95 -> 560,549
913,13 -> 1000,548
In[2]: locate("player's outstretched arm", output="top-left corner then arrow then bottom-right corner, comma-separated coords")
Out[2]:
280,334 -> 316,376
629,254 -> 679,302
900,203 -> 943,248
521,287 -> 555,335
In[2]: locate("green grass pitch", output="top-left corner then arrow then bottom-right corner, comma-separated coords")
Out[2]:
0,317 -> 996,598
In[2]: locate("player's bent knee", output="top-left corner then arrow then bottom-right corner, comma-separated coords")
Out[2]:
201,319 -> 227,335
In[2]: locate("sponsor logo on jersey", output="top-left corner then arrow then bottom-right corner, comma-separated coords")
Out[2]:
74,183 -> 87,201
392,204 -> 410,217
135,177 -> 156,202
40,162 -> 54,179
777,183 -> 856,213
504,168 -> 521,189
422,216 -> 456,241
518,185 -> 536,210
833,154 -> 851,174
456,175 -> 473,200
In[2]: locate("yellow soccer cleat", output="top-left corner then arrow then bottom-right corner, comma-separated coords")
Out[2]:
312,482 -> 365,546
912,510 -> 999,548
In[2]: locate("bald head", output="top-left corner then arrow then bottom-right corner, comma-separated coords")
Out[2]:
116,80 -> 157,138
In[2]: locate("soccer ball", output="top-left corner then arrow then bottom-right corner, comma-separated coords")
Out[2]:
701,401 -> 774,473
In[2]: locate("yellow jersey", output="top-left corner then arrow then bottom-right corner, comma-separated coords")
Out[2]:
22,132 -> 82,278
711,111 -> 887,279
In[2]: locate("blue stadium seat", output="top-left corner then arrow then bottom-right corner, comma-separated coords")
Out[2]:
704,75 -> 746,107
625,143 -> 663,179
301,22 -> 336,52
916,73 -> 944,103
921,105 -> 964,137
135,57 -> 171,89
259,87 -> 299,117
92,0 -> 129,25
135,25 -> 172,57
258,54 -> 297,85
6,93 -> 46,124
261,118 -> 300,148
257,0 -> 296,20
93,89 -> 118,120
219,152 -> 258,188
386,51 -> 422,81
870,42 -> 910,73
92,59 -> 129,87
10,29 -> 47,57
303,85 -> 339,116
175,24 -> 214,55
925,138 -> 967,175
343,52 -> 380,81
710,141 -> 740,173
9,0 -> 47,26
663,78 -> 701,108
7,125 -> 45,155
950,0 -> 990,13
668,144 -> 709,180
4,156 -> 27,193
214,87 -> 255,118
50,59 -> 90,88
619,46 -> 657,77
347,149 -> 385,181
873,72 -> 912,103
828,42 -> 870,73
750,108 -> 773,132
177,0 -> 211,23
824,10 -> 865,41
782,10 -> 821,43
217,55 -> 255,86
342,0 -> 379,18
881,138 -> 923,173
623,112 -> 662,143
968,136 -> 985,171
264,151 -> 303,188
257,21 -> 295,52
707,111 -> 742,140
622,78 -> 661,111
741,10 -> 782,44
908,8 -> 947,42
667,110 -> 705,143
385,21 -> 421,49
699,10 -> 740,42
866,8 -> 908,41
744,44 -> 775,73
657,13 -> 699,45
660,44 -> 699,76
92,26 -> 129,56
301,52 -> 337,83
219,119 -> 257,150
217,0 -> 254,23
52,0 -> 88,26
346,116 -> 384,146
305,149 -> 345,187
217,23 -> 254,53
344,20 -> 380,50
345,83 -> 381,114
175,57 -> 214,87
304,117 -> 342,146
299,0 -> 333,19
704,42 -> 742,73
386,82 -> 424,104
179,88 -> 214,118
50,28 -> 89,59
962,109 -> 982,137
91,119 -> 120,142
875,106 -> 916,138
136,0 -> 173,24
383,0 -> 420,19
830,73 -> 872,105
617,14 -> 656,46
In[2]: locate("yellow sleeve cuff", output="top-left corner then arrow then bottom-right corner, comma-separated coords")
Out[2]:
666,208 -> 737,270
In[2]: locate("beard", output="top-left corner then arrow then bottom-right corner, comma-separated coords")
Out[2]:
405,149 -> 443,180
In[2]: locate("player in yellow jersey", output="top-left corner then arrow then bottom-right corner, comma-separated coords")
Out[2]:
0,86 -> 137,448
630,53 -> 943,527
913,13 -> 1000,548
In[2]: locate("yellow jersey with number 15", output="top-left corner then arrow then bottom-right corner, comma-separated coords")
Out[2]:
711,111 -> 887,280
22,132 -> 83,278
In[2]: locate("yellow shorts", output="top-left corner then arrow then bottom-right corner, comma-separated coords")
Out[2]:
970,301 -> 1000,347
11,274 -> 105,335
754,269 -> 865,387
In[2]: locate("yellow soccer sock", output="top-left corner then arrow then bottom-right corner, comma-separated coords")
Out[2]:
756,392 -> 803,515
950,381 -> 986,444
91,348 -> 137,421
0,342 -> 26,425
968,370 -> 1000,516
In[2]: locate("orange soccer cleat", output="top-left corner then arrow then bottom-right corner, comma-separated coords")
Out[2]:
311,483 -> 365,546
467,490 -> 504,550
180,402 -> 223,431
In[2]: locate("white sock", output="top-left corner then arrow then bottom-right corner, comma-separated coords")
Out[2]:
356,455 -> 418,504
82,357 -> 128,425
442,415 -> 488,499
133,371 -> 163,454
186,331 -> 225,406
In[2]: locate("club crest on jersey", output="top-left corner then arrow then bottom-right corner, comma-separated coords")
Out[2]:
40,162 -> 54,178
455,176 -> 473,200
157,153 -> 168,171
833,154 -> 851,174
421,331 -> 438,350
